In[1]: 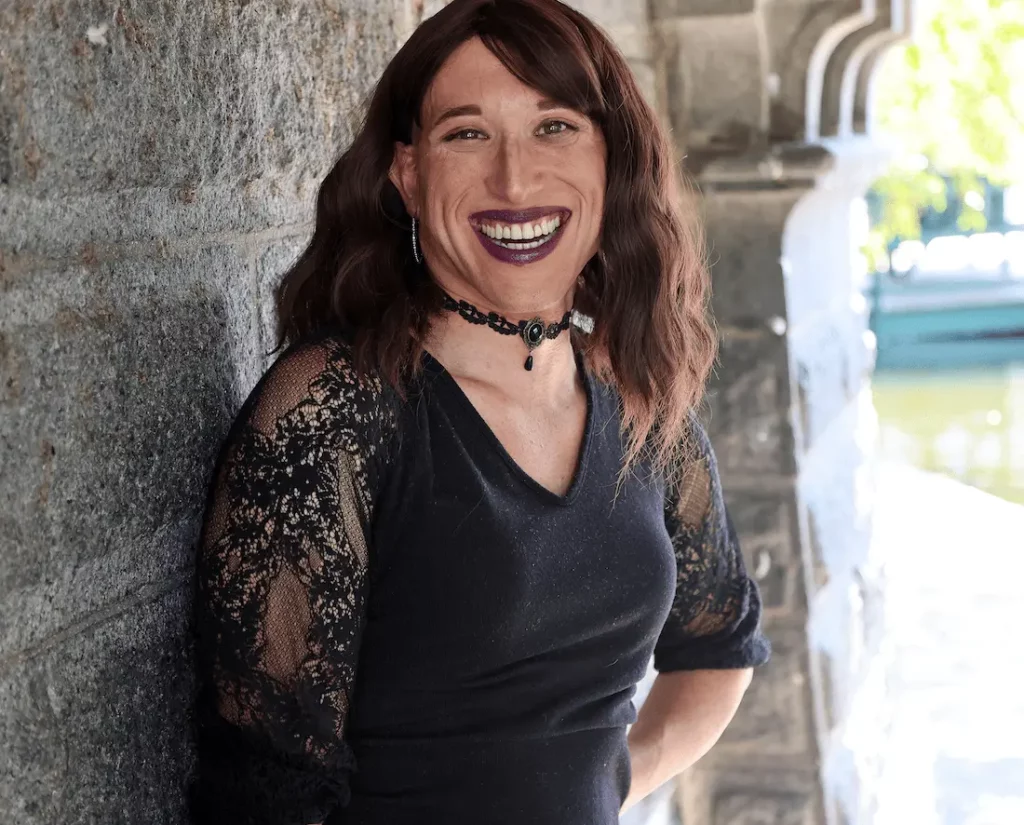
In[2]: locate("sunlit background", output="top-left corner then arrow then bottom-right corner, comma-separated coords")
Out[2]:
854,0 -> 1024,822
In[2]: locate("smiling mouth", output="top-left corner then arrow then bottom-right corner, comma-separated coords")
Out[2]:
468,207 -> 572,262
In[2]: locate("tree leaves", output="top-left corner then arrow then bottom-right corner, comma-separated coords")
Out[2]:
869,0 -> 1024,254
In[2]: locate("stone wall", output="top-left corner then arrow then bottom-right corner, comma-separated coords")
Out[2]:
1,1 -> 912,823
1,2 -> 411,821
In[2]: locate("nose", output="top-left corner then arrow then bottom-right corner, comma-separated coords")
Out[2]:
485,136 -> 539,204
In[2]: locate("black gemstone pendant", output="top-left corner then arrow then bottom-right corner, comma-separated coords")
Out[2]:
521,317 -> 545,372
524,319 -> 545,346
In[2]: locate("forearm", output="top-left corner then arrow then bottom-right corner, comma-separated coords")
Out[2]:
621,668 -> 753,813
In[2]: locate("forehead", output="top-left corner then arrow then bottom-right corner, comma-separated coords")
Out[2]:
422,37 -> 544,116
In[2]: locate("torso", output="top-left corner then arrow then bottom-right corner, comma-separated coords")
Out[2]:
340,346 -> 679,825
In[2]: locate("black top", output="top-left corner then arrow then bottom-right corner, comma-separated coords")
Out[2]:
188,326 -> 770,825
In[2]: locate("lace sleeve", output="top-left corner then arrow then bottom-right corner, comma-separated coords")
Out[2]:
653,416 -> 772,672
188,335 -> 396,825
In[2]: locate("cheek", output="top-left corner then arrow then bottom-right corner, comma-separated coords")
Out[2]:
578,163 -> 605,231
424,150 -> 482,195
565,146 -> 605,211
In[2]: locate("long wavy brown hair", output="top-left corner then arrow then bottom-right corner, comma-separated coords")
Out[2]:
273,0 -> 716,480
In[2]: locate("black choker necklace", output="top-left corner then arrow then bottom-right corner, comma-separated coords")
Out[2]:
440,291 -> 573,371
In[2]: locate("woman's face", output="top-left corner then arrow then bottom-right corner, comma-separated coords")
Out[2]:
389,36 -> 606,314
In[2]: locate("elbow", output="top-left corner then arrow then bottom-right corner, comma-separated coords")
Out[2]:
738,666 -> 754,691
728,667 -> 754,706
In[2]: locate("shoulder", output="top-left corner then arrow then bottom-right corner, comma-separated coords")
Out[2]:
683,411 -> 717,468
666,412 -> 722,532
243,326 -> 401,460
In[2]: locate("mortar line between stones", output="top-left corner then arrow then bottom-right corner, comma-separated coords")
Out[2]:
0,568 -> 192,677
1,221 -> 315,275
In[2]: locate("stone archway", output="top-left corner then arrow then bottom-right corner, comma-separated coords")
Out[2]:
589,2 -> 918,823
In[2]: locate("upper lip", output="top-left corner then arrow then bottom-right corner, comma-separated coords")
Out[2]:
469,206 -> 571,225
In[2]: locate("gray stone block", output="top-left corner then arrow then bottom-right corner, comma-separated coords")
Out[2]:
712,787 -> 815,825
0,243 -> 257,659
0,0 -> 401,197
703,188 -> 806,329
706,331 -> 795,478
651,0 -> 758,17
256,235 -> 311,365
602,24 -> 653,63
659,15 -> 765,154
717,627 -> 814,755
568,0 -> 652,27
626,59 -> 659,109
723,489 -> 800,614
0,183 -> 317,259
0,585 -> 194,825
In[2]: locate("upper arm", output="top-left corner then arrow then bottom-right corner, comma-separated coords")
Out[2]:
653,416 -> 772,673
190,337 -> 395,824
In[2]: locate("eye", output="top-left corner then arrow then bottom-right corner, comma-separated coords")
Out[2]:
443,128 -> 487,142
538,120 -> 578,136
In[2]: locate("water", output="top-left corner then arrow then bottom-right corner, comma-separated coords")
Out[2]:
862,365 -> 1024,825
873,366 -> 1024,505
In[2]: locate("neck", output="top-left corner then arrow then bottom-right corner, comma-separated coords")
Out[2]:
423,286 -> 580,403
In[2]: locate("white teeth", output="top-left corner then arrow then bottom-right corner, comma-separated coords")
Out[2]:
474,215 -> 567,247
489,233 -> 556,250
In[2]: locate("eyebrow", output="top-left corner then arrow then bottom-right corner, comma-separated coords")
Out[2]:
431,98 -> 569,129
432,104 -> 481,128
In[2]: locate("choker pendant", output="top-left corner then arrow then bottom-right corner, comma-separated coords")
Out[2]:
438,289 -> 574,372
521,318 -> 546,371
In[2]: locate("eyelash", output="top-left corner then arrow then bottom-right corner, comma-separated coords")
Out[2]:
540,120 -> 577,136
443,120 -> 579,142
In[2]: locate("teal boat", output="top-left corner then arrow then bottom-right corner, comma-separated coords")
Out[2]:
868,273 -> 1024,370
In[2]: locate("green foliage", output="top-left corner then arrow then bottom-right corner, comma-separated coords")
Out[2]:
869,0 -> 1024,259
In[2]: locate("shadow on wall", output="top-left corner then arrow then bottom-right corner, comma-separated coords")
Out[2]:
1,289 -> 243,823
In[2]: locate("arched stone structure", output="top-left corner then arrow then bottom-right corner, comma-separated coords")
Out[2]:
0,2 -> 916,823
605,2 -> 918,823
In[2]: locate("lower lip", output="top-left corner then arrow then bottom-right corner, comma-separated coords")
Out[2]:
472,219 -> 569,266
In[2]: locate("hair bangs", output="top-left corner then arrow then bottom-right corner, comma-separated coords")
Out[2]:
473,3 -> 606,123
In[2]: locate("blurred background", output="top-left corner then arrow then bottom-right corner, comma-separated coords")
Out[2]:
852,1 -> 1024,822
0,1 -> 1020,824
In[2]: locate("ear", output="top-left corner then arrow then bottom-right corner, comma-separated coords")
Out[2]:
388,142 -> 420,218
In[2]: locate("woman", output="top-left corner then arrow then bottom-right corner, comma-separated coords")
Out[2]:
189,1 -> 771,823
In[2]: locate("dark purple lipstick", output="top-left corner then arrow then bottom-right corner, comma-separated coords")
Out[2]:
468,206 -> 572,266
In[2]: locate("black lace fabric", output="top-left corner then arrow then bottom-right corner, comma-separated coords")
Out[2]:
653,419 -> 771,672
189,336 -> 396,825
187,333 -> 765,823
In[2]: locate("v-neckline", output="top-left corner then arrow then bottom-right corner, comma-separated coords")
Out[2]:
420,349 -> 595,507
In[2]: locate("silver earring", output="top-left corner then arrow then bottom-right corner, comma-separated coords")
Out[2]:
411,216 -> 423,265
